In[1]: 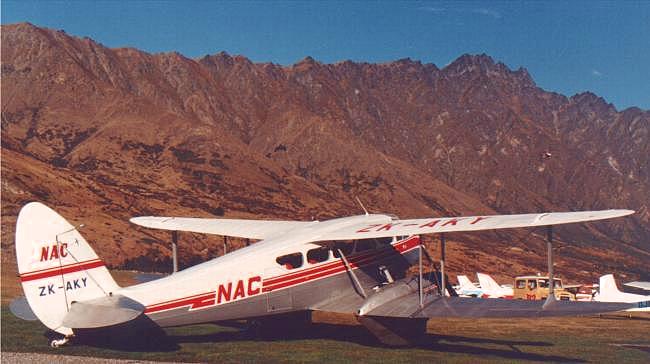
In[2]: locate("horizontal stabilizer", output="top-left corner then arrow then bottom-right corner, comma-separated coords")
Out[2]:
62,295 -> 144,329
9,296 -> 38,321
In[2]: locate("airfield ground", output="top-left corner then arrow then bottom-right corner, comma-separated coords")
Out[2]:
2,266 -> 649,363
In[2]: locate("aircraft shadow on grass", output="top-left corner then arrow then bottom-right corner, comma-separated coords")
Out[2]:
63,319 -> 584,362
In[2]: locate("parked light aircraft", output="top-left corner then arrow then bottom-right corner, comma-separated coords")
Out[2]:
477,273 -> 514,299
455,275 -> 483,297
15,202 -> 636,347
594,274 -> 650,312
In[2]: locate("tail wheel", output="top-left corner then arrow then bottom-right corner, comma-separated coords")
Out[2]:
50,336 -> 70,348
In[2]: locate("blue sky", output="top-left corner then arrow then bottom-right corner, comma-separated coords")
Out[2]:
2,1 -> 649,110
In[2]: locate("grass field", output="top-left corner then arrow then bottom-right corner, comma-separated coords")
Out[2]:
2,267 -> 649,363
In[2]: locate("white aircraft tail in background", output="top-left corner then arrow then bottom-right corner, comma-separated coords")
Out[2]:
595,274 -> 650,312
455,275 -> 482,297
477,273 -> 514,299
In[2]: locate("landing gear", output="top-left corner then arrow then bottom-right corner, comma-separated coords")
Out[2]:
50,336 -> 71,348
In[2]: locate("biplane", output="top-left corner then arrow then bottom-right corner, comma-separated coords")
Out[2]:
14,202 -> 635,347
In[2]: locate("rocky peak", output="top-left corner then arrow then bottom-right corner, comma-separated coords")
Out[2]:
292,56 -> 322,72
445,53 -> 496,72
570,92 -> 617,114
198,51 -> 236,69
442,53 -> 535,88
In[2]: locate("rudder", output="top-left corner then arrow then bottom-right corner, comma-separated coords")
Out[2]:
598,274 -> 622,299
16,202 -> 120,335
457,275 -> 475,290
477,273 -> 501,291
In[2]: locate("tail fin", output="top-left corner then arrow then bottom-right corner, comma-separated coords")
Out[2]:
15,202 -> 119,335
477,273 -> 502,292
599,274 -> 622,297
457,275 -> 475,290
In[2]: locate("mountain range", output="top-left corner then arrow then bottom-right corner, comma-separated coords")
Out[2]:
2,23 -> 648,282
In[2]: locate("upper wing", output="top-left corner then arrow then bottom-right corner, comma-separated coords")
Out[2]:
322,210 -> 634,240
130,216 -> 316,240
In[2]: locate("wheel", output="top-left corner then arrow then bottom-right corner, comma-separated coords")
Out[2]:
50,337 -> 69,348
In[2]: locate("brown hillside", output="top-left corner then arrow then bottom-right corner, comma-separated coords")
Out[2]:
2,23 -> 648,282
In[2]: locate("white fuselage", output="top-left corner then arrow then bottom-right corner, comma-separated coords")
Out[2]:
117,214 -> 420,326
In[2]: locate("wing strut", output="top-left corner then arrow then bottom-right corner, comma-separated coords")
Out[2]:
440,233 -> 446,297
337,249 -> 367,299
418,241 -> 423,308
171,231 -> 179,273
543,226 -> 555,308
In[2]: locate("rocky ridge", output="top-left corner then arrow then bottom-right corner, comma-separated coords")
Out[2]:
2,23 -> 648,281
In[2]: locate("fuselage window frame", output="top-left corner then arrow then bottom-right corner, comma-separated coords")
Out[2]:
306,246 -> 330,265
276,252 -> 304,270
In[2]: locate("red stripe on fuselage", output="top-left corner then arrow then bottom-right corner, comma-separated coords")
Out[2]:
262,236 -> 420,290
143,236 -> 420,314
145,292 -> 215,314
20,259 -> 104,282
261,241 -> 419,292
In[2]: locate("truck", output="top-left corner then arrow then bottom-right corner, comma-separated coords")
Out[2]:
513,275 -> 574,301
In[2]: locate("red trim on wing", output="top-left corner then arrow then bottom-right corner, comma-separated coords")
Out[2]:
20,259 -> 104,282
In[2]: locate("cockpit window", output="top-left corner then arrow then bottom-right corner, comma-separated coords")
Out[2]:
276,253 -> 303,270
306,247 -> 330,264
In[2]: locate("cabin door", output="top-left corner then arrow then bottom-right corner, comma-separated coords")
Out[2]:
264,267 -> 293,312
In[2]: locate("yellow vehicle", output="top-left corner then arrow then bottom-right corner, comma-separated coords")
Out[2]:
513,275 -> 575,301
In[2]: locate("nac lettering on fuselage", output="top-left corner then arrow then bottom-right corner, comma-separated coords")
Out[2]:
216,276 -> 261,304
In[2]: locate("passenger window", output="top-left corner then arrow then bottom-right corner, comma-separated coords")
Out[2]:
355,239 -> 376,252
538,279 -> 549,288
306,247 -> 329,264
516,280 -> 526,289
332,241 -> 354,258
554,279 -> 562,288
276,253 -> 303,270
528,280 -> 537,289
